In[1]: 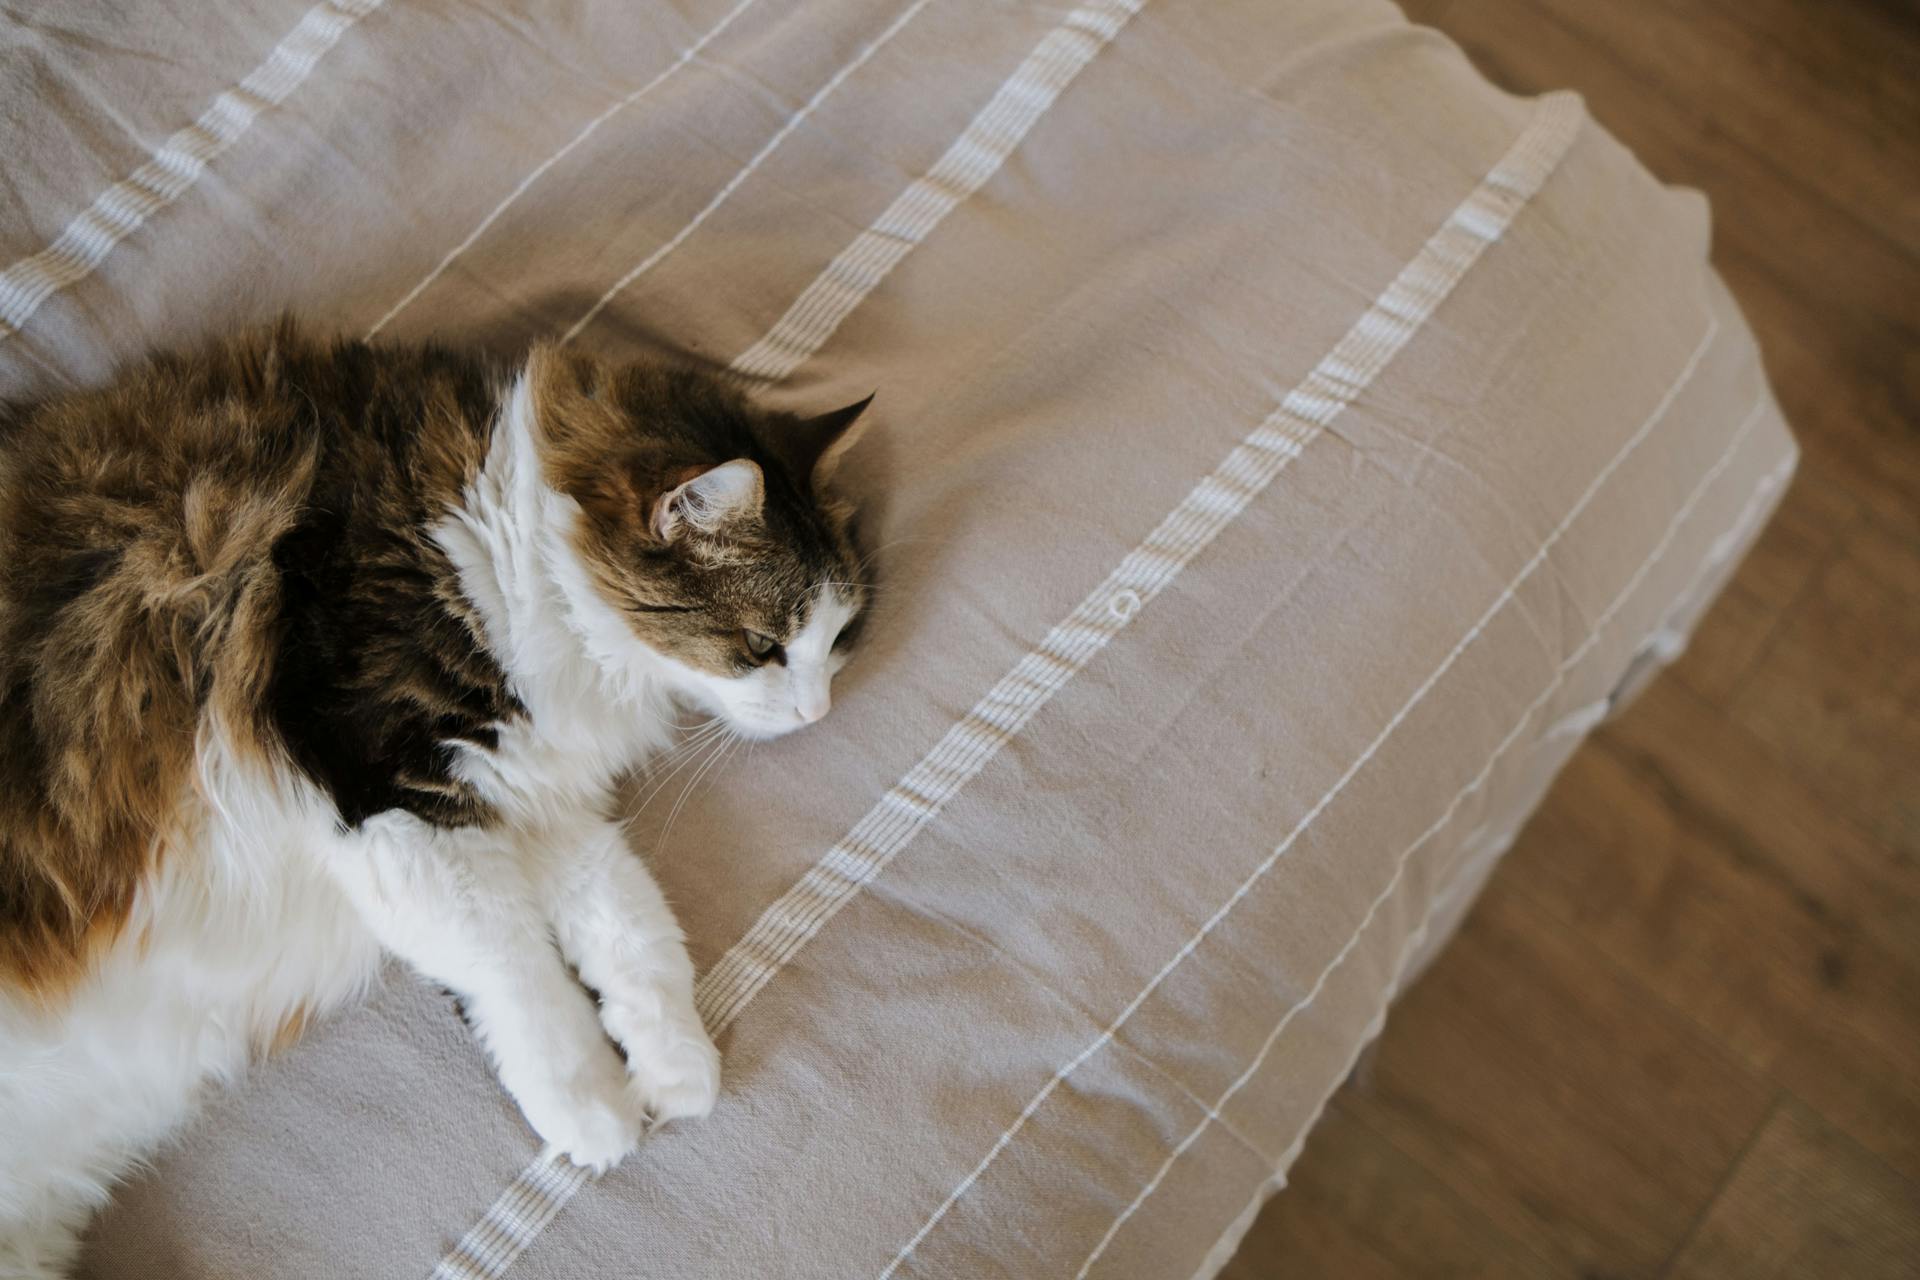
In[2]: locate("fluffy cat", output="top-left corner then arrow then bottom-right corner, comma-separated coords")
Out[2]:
0,320 -> 872,1277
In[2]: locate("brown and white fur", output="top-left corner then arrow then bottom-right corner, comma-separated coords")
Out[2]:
0,322 -> 872,1276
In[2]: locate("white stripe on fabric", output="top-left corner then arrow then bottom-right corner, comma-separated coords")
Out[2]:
1075,395 -> 1774,1276
557,0 -> 940,346
428,1149 -> 589,1280
874,92 -> 1586,1278
730,0 -> 1149,382
363,0 -> 763,340
0,0 -> 385,342
430,2 -> 1151,1274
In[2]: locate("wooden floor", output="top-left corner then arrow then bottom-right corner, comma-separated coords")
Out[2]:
1226,3 -> 1920,1278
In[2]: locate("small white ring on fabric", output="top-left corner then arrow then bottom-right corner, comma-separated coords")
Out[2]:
1109,589 -> 1143,621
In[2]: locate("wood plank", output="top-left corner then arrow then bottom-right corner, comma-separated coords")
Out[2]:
1723,518 -> 1920,858
1707,242 -> 1920,551
1535,0 -> 1920,258
1666,1101 -> 1920,1280
1509,680 -> 1920,1180
1337,882 -> 1774,1278
1218,1102 -> 1556,1280
1671,445 -> 1861,707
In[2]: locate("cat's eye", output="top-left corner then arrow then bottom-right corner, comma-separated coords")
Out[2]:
743,630 -> 779,660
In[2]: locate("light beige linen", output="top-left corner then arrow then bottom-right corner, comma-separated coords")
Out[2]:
0,0 -> 1795,1276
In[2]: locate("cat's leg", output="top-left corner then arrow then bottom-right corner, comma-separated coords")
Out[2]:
329,814 -> 643,1170
540,815 -> 720,1126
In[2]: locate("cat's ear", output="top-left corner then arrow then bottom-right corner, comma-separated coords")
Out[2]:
650,459 -> 764,541
785,394 -> 874,490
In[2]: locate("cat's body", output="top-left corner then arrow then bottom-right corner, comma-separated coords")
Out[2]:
0,322 -> 871,1277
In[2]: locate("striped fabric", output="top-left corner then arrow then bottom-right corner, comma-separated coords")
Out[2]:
880,96 -> 1599,1274
0,0 -> 384,342
4,0 -> 1796,1276
427,1155 -> 588,1280
727,0 -> 1151,383
363,0 -> 767,340
556,0 -> 944,347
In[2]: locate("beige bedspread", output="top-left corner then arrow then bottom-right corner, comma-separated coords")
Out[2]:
0,0 -> 1795,1275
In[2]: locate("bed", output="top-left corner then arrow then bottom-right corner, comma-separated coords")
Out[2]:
0,0 -> 1797,1275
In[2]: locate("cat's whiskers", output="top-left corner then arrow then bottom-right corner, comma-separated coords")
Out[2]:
625,720 -> 730,820
636,726 -> 714,781
637,718 -> 728,783
654,726 -> 739,854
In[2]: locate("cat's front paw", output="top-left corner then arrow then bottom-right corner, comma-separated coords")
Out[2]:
518,1058 -> 646,1173
605,991 -> 722,1126
627,1022 -> 721,1126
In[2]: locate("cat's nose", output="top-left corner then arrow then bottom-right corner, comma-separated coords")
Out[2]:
795,687 -> 831,724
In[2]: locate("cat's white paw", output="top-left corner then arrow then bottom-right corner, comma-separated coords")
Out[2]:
605,988 -> 722,1126
625,1022 -> 721,1126
516,1059 -> 646,1173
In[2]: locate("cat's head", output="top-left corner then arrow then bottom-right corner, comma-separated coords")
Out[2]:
531,349 -> 873,740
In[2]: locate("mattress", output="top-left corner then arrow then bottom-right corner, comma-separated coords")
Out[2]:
0,0 -> 1797,1276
